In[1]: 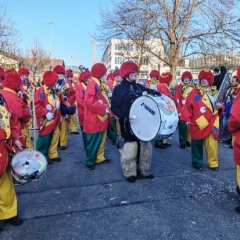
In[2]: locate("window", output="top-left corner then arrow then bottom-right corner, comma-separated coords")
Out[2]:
143,58 -> 149,65
115,57 -> 124,64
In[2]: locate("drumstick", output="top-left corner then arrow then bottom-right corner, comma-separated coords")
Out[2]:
129,115 -> 136,120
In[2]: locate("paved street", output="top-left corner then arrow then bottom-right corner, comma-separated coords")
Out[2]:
1,128 -> 239,240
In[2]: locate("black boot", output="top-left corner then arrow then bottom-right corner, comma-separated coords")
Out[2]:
4,215 -> 23,226
137,174 -> 154,179
180,144 -> 186,149
126,176 -> 136,183
186,141 -> 191,147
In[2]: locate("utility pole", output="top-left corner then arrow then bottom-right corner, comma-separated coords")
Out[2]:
47,21 -> 54,69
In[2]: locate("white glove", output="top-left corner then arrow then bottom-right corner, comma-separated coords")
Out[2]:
106,108 -> 110,114
108,91 -> 112,98
14,140 -> 23,150
46,112 -> 54,120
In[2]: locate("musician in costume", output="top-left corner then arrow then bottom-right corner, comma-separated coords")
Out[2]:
228,67 -> 240,213
18,67 -> 35,149
84,63 -> 111,170
0,71 -> 26,229
181,69 -> 222,171
111,61 -> 160,183
175,71 -> 195,148
53,65 -> 76,150
0,66 -> 5,89
142,70 -> 160,90
34,71 -> 62,163
155,72 -> 174,149
106,73 -> 119,144
76,70 -> 92,150
65,69 -> 79,135
222,75 -> 240,148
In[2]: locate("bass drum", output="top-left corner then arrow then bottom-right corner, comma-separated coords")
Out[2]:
10,150 -> 47,184
129,94 -> 178,141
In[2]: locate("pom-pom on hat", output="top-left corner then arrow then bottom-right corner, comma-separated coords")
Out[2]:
5,69 -> 16,75
181,71 -> 193,81
198,68 -> 214,86
0,66 -> 5,80
53,65 -> 65,74
120,61 -> 139,79
107,73 -> 114,81
159,72 -> 173,84
18,67 -> 29,76
65,69 -> 73,77
150,70 -> 160,80
2,71 -> 22,91
91,63 -> 107,79
43,71 -> 59,87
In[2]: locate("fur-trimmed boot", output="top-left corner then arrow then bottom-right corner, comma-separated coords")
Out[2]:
137,141 -> 154,179
120,141 -> 138,182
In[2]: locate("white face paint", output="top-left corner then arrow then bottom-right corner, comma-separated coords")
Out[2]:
115,76 -> 122,83
100,74 -> 106,82
58,73 -> 65,80
200,78 -> 210,88
86,77 -> 92,84
183,78 -> 190,84
126,71 -> 138,82
151,77 -> 157,81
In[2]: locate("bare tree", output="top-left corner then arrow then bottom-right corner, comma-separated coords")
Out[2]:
96,0 -> 240,85
26,39 -> 51,82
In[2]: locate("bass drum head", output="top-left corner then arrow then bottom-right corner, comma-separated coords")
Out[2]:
11,150 -> 47,184
129,95 -> 161,141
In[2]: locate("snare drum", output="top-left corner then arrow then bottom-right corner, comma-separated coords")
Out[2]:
10,150 -> 47,184
129,94 -> 178,141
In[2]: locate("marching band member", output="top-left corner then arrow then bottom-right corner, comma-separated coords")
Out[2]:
84,63 -> 111,170
181,69 -> 222,171
53,65 -> 76,150
18,67 -> 34,149
155,72 -> 174,148
34,71 -> 62,163
0,71 -> 25,229
76,70 -> 92,150
1,70 -> 32,150
175,71 -> 195,148
222,75 -> 240,148
111,61 -> 160,183
106,72 -> 119,144
65,69 -> 79,135
142,70 -> 160,90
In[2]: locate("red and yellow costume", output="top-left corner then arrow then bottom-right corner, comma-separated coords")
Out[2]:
0,71 -> 23,222
182,69 -> 219,170
228,66 -> 240,191
175,71 -> 195,148
34,71 -> 61,161
84,63 -> 111,169
142,70 -> 160,90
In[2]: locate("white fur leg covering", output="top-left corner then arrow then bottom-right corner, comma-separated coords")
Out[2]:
120,141 -> 138,178
138,141 -> 152,176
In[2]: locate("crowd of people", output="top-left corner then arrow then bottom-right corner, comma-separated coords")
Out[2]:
0,61 -> 240,232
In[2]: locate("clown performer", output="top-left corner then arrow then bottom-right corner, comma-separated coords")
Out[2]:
155,72 -> 175,149
0,66 -> 5,90
65,69 -> 79,135
142,70 -> 160,90
228,66 -> 240,213
0,72 -> 25,231
83,63 -> 111,170
111,61 -> 160,183
75,70 -> 92,150
53,65 -> 76,150
18,67 -> 35,149
181,69 -> 222,171
106,72 -> 119,144
175,71 -> 196,149
34,71 -> 62,163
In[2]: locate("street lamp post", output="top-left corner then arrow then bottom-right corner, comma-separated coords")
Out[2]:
47,21 -> 54,69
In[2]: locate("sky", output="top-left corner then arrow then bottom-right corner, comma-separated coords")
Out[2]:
3,0 -> 111,68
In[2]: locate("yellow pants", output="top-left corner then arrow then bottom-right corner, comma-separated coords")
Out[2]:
232,136 -> 235,147
187,127 -> 191,142
21,122 -> 33,150
205,133 -> 218,168
59,119 -> 69,147
0,172 -> 17,220
48,126 -> 60,159
237,166 -> 240,188
95,130 -> 107,163
69,113 -> 78,132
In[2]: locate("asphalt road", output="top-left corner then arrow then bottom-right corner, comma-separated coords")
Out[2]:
1,128 -> 239,240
